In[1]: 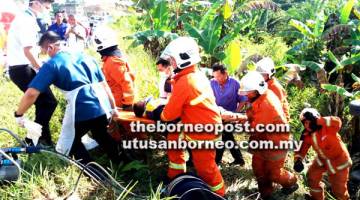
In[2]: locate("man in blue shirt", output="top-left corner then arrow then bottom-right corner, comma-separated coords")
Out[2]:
47,11 -> 67,40
15,31 -> 124,164
211,63 -> 246,166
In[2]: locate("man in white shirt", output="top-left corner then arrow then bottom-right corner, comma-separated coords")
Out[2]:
66,14 -> 86,52
7,0 -> 57,146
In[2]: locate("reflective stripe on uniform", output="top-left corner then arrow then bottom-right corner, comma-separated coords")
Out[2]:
209,180 -> 224,192
169,161 -> 186,171
190,93 -> 208,106
185,134 -> 221,142
336,160 -> 352,171
312,133 -> 327,159
310,188 -> 322,193
160,112 -> 168,121
316,157 -> 323,166
324,117 -> 331,127
326,159 -> 336,174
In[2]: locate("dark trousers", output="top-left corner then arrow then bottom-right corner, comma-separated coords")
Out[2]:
71,114 -> 124,164
215,129 -> 243,164
9,65 -> 57,144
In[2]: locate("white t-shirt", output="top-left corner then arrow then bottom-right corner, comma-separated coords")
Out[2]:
67,25 -> 86,52
159,72 -> 171,99
7,9 -> 40,66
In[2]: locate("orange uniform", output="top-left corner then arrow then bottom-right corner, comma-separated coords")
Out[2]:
267,78 -> 290,122
102,56 -> 135,107
247,89 -> 297,198
160,65 -> 225,196
295,116 -> 352,200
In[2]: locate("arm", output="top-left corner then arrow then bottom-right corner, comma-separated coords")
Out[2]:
160,80 -> 188,121
294,133 -> 312,161
108,59 -> 135,105
316,116 -> 342,133
24,46 -> 41,69
16,88 -> 40,115
101,81 -> 117,110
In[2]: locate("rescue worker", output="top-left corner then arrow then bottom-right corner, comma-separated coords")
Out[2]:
239,71 -> 298,199
93,26 -> 135,110
14,31 -> 124,164
157,37 -> 225,196
256,57 -> 290,121
294,108 -> 352,200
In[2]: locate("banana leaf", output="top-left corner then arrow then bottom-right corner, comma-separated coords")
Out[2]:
289,19 -> 314,39
321,84 -> 353,97
301,61 -> 324,72
340,0 -> 356,24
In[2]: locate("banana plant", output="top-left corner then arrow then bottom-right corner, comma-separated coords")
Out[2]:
321,50 -> 360,117
127,0 -> 179,57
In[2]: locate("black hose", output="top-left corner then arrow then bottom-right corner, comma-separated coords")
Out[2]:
0,128 -> 149,199
40,150 -> 148,199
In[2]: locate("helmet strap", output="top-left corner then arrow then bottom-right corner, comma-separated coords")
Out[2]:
98,45 -> 120,58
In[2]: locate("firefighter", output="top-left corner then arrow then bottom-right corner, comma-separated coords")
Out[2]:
256,57 -> 290,121
156,37 -> 225,196
93,26 -> 135,110
239,71 -> 298,199
294,108 -> 352,200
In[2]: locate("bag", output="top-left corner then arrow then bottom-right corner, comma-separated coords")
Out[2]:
165,173 -> 226,200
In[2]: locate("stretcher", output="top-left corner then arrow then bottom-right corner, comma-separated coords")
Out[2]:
108,110 -> 164,160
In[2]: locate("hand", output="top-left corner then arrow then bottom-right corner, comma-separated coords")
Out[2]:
15,114 -> 25,128
293,159 -> 304,173
234,113 -> 247,122
111,109 -> 120,118
221,111 -> 234,121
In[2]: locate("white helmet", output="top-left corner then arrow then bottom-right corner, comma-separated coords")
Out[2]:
238,71 -> 268,95
256,57 -> 276,78
160,37 -> 201,69
299,108 -> 320,121
93,25 -> 118,52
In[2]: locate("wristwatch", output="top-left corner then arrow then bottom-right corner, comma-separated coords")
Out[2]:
14,111 -> 23,117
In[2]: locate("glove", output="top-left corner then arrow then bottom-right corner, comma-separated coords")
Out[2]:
164,77 -> 172,93
14,112 -> 25,127
293,159 -> 304,173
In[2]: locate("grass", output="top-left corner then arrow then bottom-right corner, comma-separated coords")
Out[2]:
0,13 -> 344,200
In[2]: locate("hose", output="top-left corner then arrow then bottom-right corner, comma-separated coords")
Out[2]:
0,128 -> 26,147
0,149 -> 31,177
0,128 -> 149,199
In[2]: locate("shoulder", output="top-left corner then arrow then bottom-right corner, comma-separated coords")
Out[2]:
228,76 -> 240,86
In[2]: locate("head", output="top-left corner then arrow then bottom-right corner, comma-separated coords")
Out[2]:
29,0 -> 53,15
238,71 -> 267,102
38,31 -> 62,57
133,101 -> 146,117
68,14 -> 76,26
299,108 -> 321,132
160,37 -> 201,73
212,63 -> 228,85
54,11 -> 64,24
256,57 -> 275,82
156,58 -> 171,73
